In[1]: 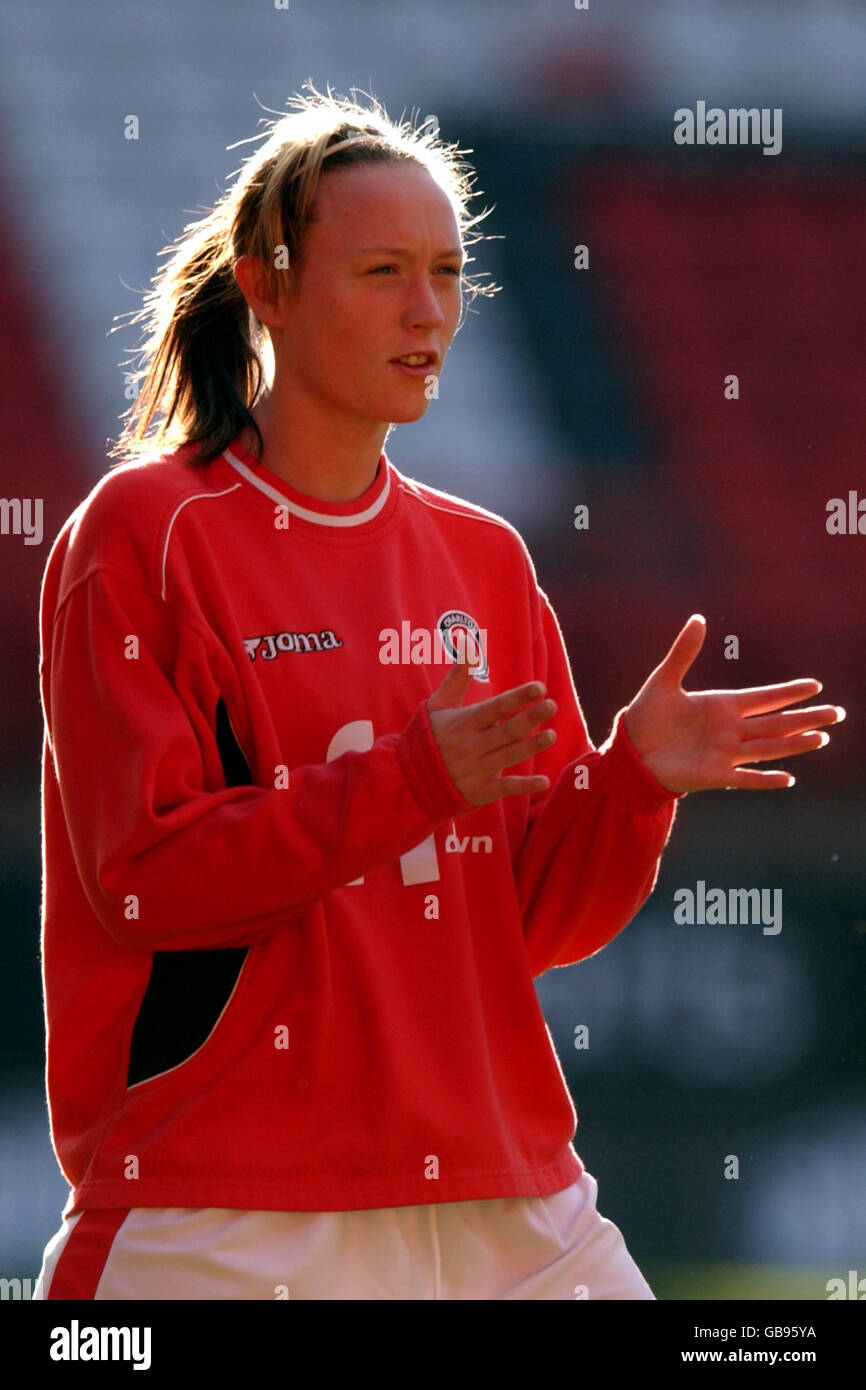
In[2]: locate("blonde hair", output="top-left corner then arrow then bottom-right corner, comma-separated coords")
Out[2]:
109,81 -> 498,468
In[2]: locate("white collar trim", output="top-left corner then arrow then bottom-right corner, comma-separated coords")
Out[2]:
223,446 -> 390,527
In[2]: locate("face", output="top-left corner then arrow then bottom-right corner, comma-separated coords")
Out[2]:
268,161 -> 465,425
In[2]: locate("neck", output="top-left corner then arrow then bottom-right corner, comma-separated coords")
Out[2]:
243,390 -> 388,504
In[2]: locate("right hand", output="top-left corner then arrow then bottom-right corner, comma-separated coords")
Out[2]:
426,639 -> 558,807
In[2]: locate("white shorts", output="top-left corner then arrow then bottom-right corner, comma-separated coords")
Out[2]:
34,1171 -> 654,1301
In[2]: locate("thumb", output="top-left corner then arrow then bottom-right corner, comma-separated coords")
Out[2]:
427,639 -> 476,712
652,613 -> 706,688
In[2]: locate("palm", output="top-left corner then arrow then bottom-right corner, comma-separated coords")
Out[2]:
622,616 -> 842,795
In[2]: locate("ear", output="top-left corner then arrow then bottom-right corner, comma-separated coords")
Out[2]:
234,254 -> 289,328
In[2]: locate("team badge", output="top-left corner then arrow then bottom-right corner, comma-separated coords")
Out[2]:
436,609 -> 489,682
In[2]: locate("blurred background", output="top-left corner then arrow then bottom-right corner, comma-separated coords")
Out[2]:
1,0 -> 864,1300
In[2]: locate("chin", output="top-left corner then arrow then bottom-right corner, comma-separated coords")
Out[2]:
383,399 -> 431,424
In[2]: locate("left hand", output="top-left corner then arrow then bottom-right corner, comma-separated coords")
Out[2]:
622,615 -> 845,795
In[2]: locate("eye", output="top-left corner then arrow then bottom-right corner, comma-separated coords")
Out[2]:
368,264 -> 462,276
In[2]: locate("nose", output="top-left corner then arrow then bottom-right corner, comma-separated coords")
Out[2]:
404,272 -> 448,330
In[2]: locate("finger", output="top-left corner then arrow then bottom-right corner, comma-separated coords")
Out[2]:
732,678 -> 823,718
724,767 -> 796,789
652,614 -> 707,688
426,647 -> 476,712
479,773 -> 552,802
463,680 -> 548,730
730,730 -> 830,764
740,704 -> 845,740
481,726 -> 558,777
477,698 -> 557,754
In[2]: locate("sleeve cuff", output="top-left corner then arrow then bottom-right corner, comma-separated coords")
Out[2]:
596,707 -> 684,811
396,697 -> 477,821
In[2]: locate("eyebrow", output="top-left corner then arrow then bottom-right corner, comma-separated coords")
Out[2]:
354,245 -> 465,260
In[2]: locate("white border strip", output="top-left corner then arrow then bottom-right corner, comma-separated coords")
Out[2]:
223,446 -> 391,528
161,484 -> 243,600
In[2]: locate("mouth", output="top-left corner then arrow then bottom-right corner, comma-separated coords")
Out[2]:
390,351 -> 438,378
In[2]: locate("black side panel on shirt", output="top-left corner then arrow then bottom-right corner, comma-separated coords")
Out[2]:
126,697 -> 252,1088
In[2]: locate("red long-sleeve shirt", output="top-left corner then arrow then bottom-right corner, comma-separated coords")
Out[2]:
39,435 -> 680,1216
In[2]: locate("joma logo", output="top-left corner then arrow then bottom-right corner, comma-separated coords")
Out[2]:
244,630 -> 344,661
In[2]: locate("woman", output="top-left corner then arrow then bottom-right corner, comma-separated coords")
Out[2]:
34,83 -> 841,1300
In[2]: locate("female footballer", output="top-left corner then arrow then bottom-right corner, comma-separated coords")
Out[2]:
34,83 -> 842,1300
